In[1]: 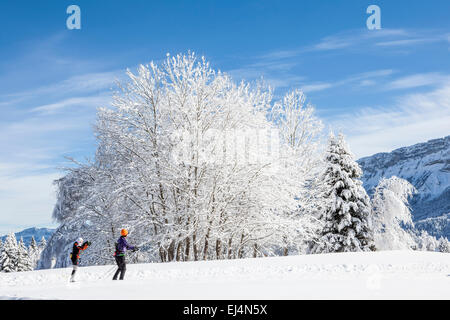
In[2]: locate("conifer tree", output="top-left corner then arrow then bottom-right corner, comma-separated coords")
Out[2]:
438,237 -> 450,253
0,233 -> 19,272
0,238 -> 3,270
310,133 -> 375,253
38,236 -> 47,251
17,237 -> 33,272
28,236 -> 40,269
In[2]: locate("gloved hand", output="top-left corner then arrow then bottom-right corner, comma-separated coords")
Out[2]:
86,241 -> 92,246
132,246 -> 139,252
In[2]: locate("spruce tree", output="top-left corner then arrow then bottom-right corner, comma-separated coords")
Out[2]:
28,236 -> 40,269
17,237 -> 33,272
310,133 -> 375,253
437,237 -> 449,253
39,236 -> 47,251
0,238 -> 3,270
0,233 -> 19,272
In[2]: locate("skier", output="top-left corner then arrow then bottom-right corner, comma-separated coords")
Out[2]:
113,229 -> 138,280
70,237 -> 91,282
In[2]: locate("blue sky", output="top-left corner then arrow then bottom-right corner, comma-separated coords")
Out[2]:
0,0 -> 449,233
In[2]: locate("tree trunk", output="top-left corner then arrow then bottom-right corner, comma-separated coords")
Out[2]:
184,237 -> 191,261
227,238 -> 233,259
193,233 -> 199,261
215,239 -> 222,260
168,239 -> 176,261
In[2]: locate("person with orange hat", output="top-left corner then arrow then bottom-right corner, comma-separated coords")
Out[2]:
112,228 -> 138,280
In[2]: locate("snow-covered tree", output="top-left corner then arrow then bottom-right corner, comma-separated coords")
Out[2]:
371,176 -> 417,250
48,52 -> 324,265
28,236 -> 41,270
0,238 -> 3,270
414,230 -> 439,251
310,133 -> 375,254
17,238 -> 33,272
269,88 -> 323,172
268,89 -> 324,254
0,233 -> 18,273
38,236 -> 47,251
437,237 -> 450,253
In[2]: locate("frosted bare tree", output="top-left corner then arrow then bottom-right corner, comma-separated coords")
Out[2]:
371,176 -> 417,250
48,52 -> 324,265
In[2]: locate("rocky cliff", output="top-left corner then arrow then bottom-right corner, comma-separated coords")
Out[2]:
358,135 -> 450,238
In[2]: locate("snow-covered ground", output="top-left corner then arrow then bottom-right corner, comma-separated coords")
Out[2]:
0,251 -> 449,300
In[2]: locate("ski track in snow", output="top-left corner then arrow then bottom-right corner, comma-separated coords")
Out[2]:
0,251 -> 449,300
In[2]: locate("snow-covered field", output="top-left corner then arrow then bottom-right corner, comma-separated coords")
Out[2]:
0,251 -> 448,300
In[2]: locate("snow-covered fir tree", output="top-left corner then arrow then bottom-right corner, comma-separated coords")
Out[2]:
38,236 -> 47,251
0,238 -> 3,270
310,133 -> 375,253
28,236 -> 40,269
437,237 -> 450,253
17,238 -> 33,272
0,233 -> 18,273
371,176 -> 417,250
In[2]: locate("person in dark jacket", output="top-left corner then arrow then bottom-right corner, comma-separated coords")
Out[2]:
70,237 -> 91,282
113,229 -> 138,280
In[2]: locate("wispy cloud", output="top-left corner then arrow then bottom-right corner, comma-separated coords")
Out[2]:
1,71 -> 121,105
375,33 -> 450,47
301,83 -> 334,93
31,95 -> 111,114
233,28 -> 447,93
0,168 -> 60,234
258,28 -> 411,61
226,60 -> 305,89
0,68 -> 113,232
301,69 -> 395,93
257,28 -> 448,64
385,73 -> 450,90
330,80 -> 450,158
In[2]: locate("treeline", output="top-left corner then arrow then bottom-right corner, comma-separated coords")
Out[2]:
0,234 -> 46,272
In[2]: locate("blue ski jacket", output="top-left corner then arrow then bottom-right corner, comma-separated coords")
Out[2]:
115,236 -> 135,256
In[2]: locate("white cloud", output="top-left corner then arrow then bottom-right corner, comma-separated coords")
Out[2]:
1,71 -> 121,105
300,69 -> 394,93
302,83 -> 334,93
376,38 -> 435,47
330,83 -> 450,158
386,73 -> 449,90
31,95 -> 111,114
0,168 -> 60,234
375,33 -> 450,47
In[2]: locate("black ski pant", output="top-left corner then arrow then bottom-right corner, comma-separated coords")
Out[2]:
70,257 -> 79,281
113,255 -> 126,280
71,257 -> 79,275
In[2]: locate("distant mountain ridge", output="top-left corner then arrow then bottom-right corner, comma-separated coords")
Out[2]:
0,227 -> 55,246
358,135 -> 450,239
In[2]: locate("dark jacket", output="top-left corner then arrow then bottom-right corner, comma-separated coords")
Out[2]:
71,241 -> 89,261
114,236 -> 135,256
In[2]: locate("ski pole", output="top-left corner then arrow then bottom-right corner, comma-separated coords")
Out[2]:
100,264 -> 118,280
101,249 -> 140,280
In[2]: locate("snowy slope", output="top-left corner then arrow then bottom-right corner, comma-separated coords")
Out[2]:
358,135 -> 450,238
1,251 -> 449,300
